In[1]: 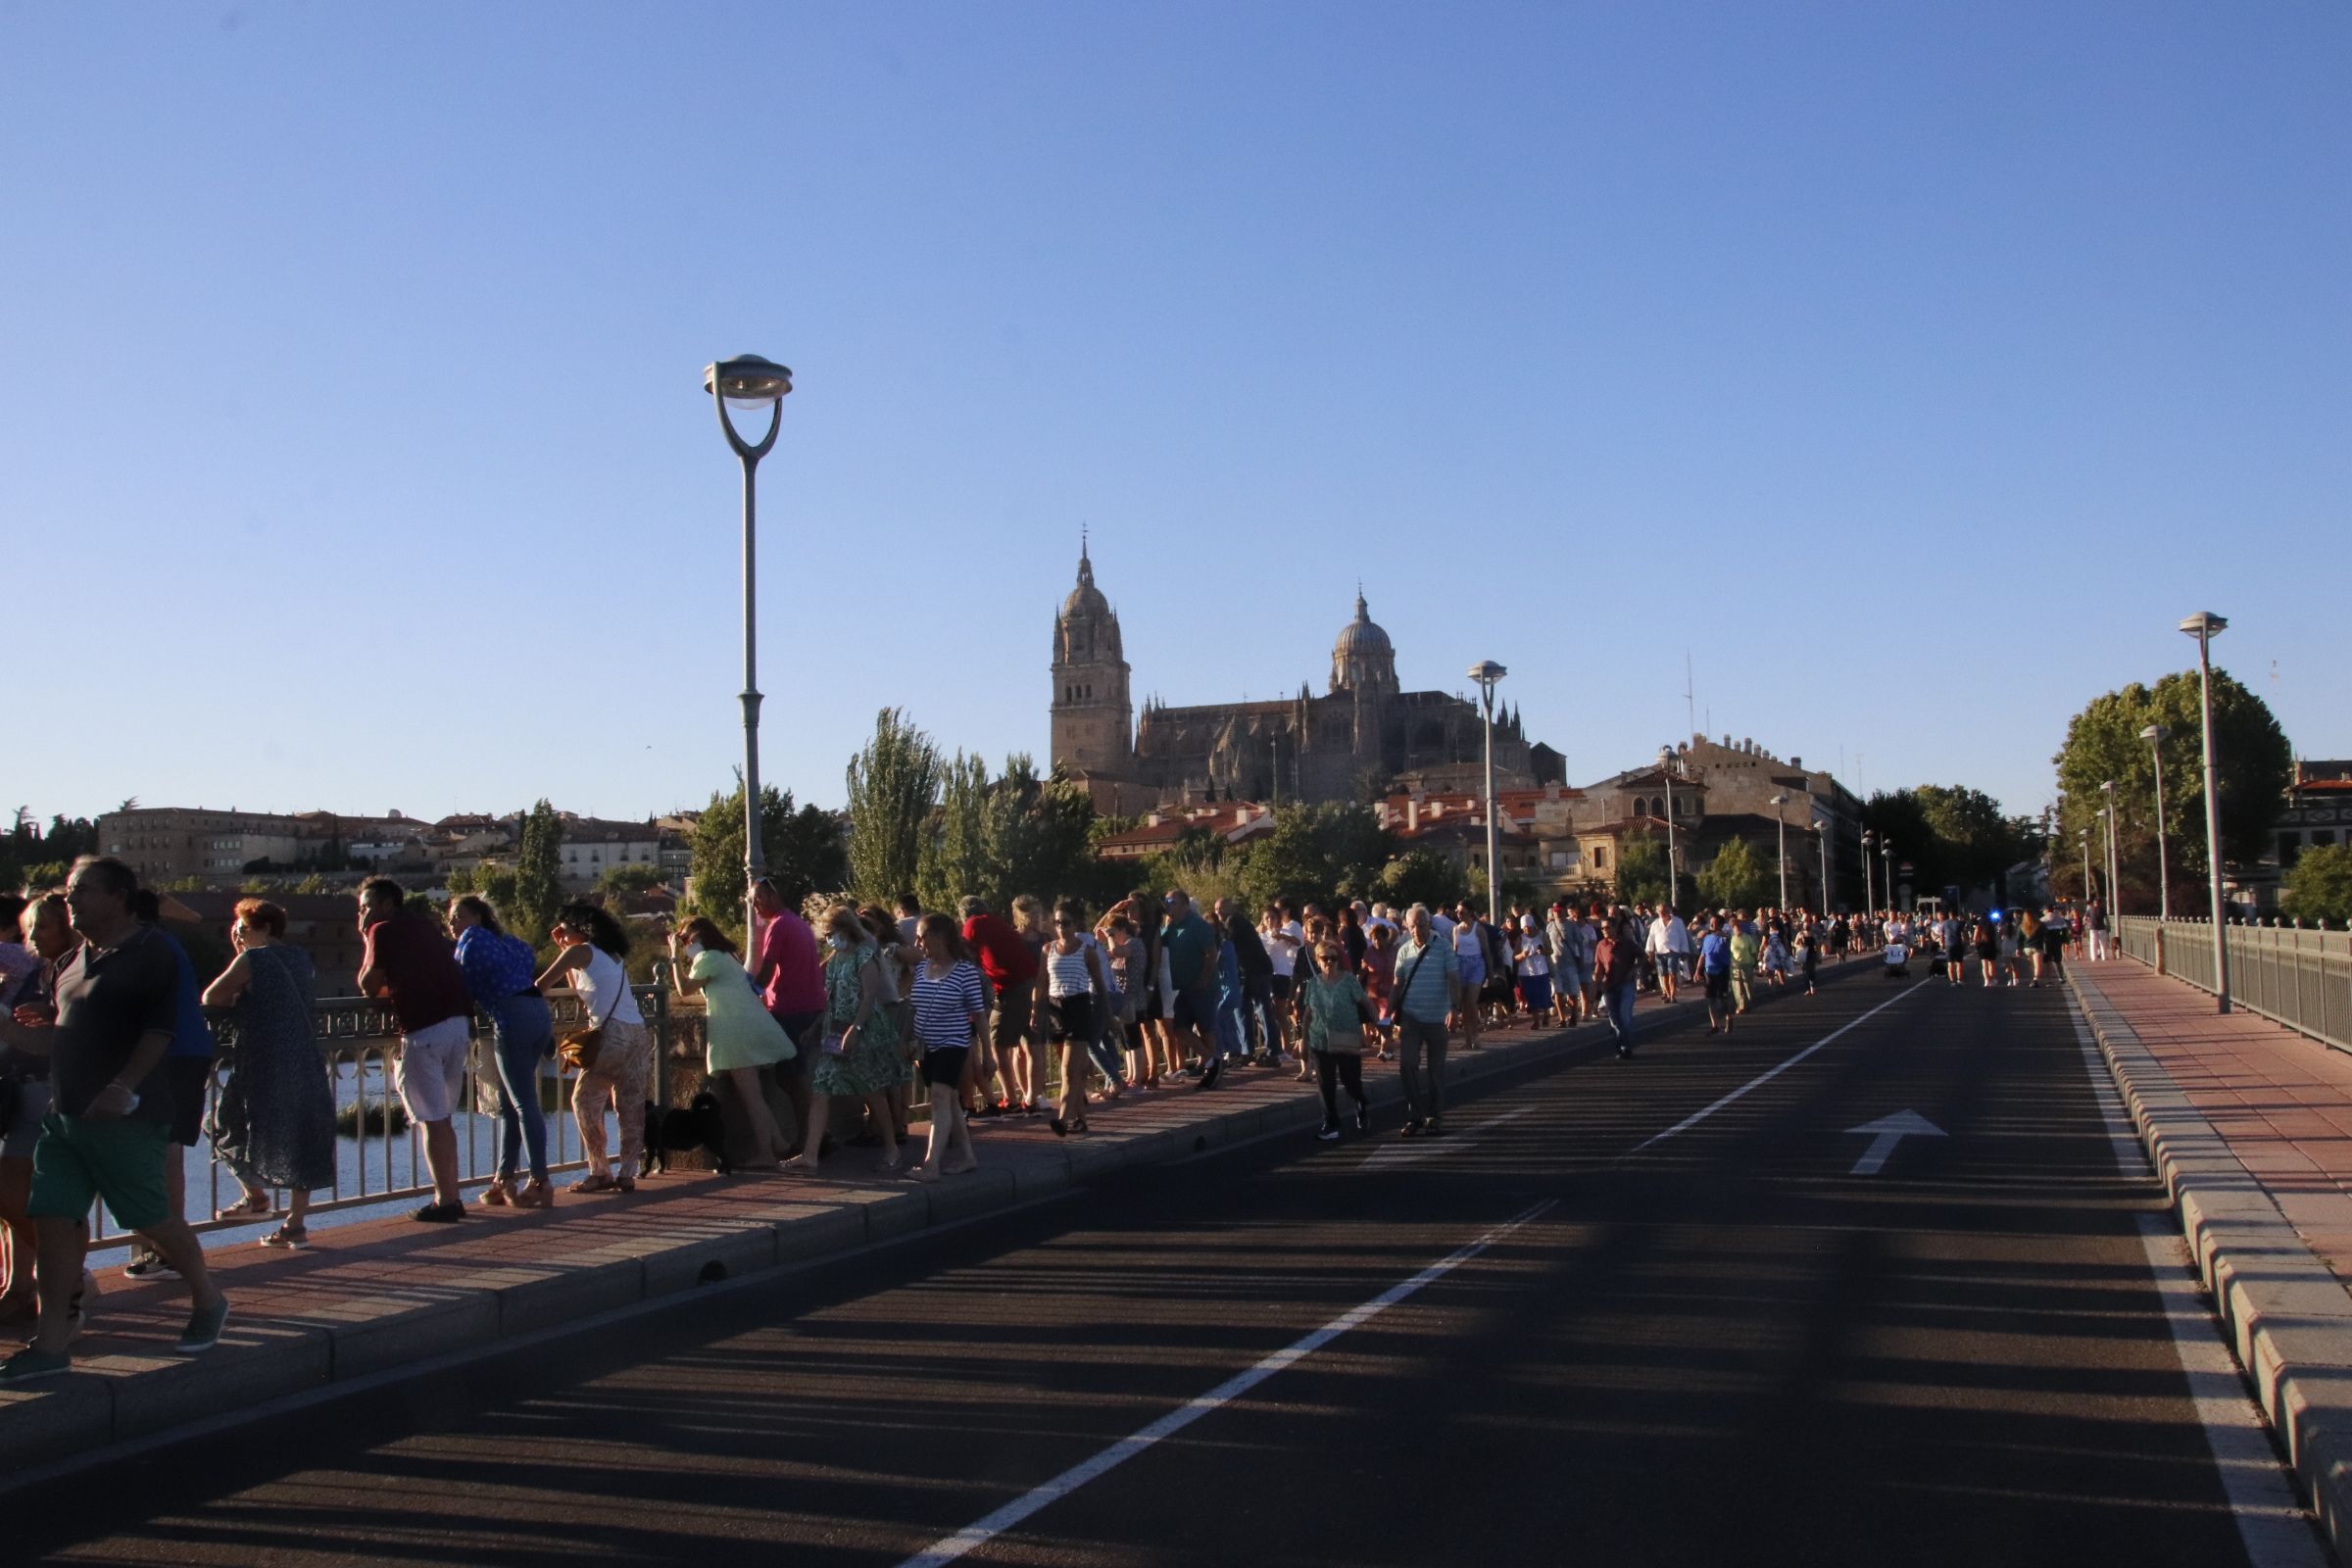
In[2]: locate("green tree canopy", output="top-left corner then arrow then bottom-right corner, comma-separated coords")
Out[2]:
1378,847 -> 1470,914
2052,667 -> 2292,910
1695,837 -> 1775,910
512,800 -> 565,941
1615,832 -> 1670,907
845,708 -> 941,905
1235,803 -> 1394,912
689,780 -> 849,931
598,862 -> 665,899
2284,845 -> 2352,927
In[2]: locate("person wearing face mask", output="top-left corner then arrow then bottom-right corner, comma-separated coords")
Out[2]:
668,917 -> 795,1168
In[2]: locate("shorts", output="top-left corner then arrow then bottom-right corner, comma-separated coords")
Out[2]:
1656,955 -> 1686,981
1049,992 -> 1096,1045
991,979 -> 1037,1054
165,1055 -> 214,1147
1704,969 -> 1732,1002
1555,962 -> 1589,995
918,1046 -> 970,1090
395,1014 -> 473,1124
27,1113 -> 171,1233
1170,980 -> 1218,1031
770,1008 -> 823,1081
1270,974 -> 1295,1002
2,1077 -> 51,1161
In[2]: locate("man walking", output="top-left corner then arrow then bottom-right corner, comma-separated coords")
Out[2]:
1387,905 -> 1459,1137
0,858 -> 227,1381
1158,890 -> 1224,1088
1698,914 -> 1737,1035
1645,902 -> 1691,1003
355,878 -> 473,1222
959,897 -> 1041,1113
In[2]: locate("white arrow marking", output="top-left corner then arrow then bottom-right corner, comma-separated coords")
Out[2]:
1846,1109 -> 1945,1175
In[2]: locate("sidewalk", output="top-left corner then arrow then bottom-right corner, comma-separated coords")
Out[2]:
0,1016 -> 1596,1476
2071,958 -> 2352,1565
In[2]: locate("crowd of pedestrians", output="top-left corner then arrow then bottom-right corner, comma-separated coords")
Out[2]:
0,845 -> 2115,1384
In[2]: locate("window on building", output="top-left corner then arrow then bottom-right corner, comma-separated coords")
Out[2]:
1592,845 -> 1608,869
2317,830 -> 2338,849
2280,832 -> 2303,867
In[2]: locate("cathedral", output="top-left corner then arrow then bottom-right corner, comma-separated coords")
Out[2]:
1050,542 -> 1561,813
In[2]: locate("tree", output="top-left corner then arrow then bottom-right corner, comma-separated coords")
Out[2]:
599,862 -> 665,899
844,708 -> 941,905
512,801 -> 564,939
688,779 -> 849,930
1614,832 -> 1670,906
918,751 -> 995,912
978,756 -> 1102,910
1235,802 -> 1393,911
1378,847 -> 1470,913
2053,668 -> 2292,909
443,866 -> 476,896
1912,785 -> 2019,893
2284,845 -> 2352,927
1696,837 -> 1775,910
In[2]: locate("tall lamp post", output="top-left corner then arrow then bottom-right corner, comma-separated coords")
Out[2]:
1862,829 -> 1877,912
1882,837 -> 1896,913
2181,611 -> 2231,1012
704,354 -> 794,940
2100,780 -> 2122,915
1658,745 -> 1682,912
1769,793 -> 1790,909
2142,723 -> 2172,919
1815,815 -> 1832,916
2079,828 -> 2092,903
1468,662 -> 1507,928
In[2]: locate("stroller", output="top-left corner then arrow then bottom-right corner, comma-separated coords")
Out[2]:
1884,936 -> 1910,978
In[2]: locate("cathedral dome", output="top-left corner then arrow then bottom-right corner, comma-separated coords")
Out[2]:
1063,547 -> 1110,621
1333,593 -> 1392,659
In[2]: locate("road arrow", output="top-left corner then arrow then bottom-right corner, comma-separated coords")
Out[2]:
1845,1109 -> 1945,1175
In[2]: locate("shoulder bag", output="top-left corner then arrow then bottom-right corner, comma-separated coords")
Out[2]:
558,962 -> 627,1073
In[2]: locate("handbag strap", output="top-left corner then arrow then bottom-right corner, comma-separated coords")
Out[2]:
585,951 -> 626,1031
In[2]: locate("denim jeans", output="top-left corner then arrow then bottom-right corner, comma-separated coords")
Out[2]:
485,992 -> 554,1183
1605,981 -> 1637,1044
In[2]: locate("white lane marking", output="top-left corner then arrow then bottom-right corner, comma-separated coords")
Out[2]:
1623,980 -> 1928,1157
1844,1109 -> 1946,1176
2071,1008 -> 2328,1566
1362,1105 -> 1537,1167
896,1197 -> 1559,1568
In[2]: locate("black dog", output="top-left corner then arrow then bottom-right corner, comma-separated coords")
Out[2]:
641,1090 -> 731,1176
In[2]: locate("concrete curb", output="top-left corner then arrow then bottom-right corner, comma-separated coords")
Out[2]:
0,1019 -> 1585,1473
2070,967 -> 2352,1567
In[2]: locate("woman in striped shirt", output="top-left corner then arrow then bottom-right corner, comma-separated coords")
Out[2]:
907,913 -> 985,1183
1045,900 -> 1113,1138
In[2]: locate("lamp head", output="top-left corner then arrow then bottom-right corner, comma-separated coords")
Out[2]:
705,355 -> 793,406
1466,661 -> 1507,686
2140,723 -> 2168,742
2179,611 -> 2228,640
2100,779 -> 2115,795
1770,793 -> 1788,807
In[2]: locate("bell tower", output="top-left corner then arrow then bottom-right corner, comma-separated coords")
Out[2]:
1050,533 -> 1134,785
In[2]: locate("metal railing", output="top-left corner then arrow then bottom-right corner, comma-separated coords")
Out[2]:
94,986 -> 696,1245
2115,915 -> 2352,1054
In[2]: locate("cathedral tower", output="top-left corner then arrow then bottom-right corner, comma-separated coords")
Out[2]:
1050,537 -> 1134,784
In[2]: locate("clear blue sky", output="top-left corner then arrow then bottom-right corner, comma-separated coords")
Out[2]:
6,3 -> 2344,830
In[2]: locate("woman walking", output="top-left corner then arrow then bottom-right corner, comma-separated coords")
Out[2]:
906,914 -> 984,1182
197,900 -> 338,1247
784,906 -> 906,1176
1044,900 -> 1113,1137
1301,941 -> 1375,1141
668,916 -> 795,1167
449,895 -> 555,1209
1594,912 -> 1642,1058
537,904 -> 650,1195
1362,918 -> 1398,1060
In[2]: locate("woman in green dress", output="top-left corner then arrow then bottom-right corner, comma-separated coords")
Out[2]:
1300,940 -> 1376,1142
783,905 -> 906,1176
668,917 -> 796,1168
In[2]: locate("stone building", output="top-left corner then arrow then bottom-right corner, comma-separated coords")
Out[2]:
1050,542 -> 1559,812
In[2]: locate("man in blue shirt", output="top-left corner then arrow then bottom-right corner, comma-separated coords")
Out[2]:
1159,891 -> 1224,1089
1388,905 -> 1460,1137
1696,915 -> 1736,1036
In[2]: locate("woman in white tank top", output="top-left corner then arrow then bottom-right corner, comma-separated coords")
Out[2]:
536,904 -> 651,1193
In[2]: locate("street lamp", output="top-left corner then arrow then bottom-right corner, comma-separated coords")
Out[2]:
1769,793 -> 1790,909
1468,661 -> 1507,928
2079,827 -> 2092,904
1862,829 -> 1877,912
2181,611 -> 2231,1012
1815,814 -> 1832,916
1658,745 -> 1681,912
704,353 -> 793,940
2100,780 -> 2122,917
1882,837 -> 1896,913
2142,723 -> 2172,920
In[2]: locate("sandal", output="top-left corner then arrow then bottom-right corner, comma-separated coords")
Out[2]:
215,1193 -> 272,1221
569,1174 -> 623,1194
260,1224 -> 309,1250
478,1178 -> 513,1207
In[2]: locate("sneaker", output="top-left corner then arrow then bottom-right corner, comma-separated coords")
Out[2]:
1354,1102 -> 1371,1133
1316,1123 -> 1341,1143
411,1200 -> 465,1224
1198,1058 -> 1223,1091
175,1298 -> 229,1355
0,1347 -> 70,1384
122,1249 -> 179,1281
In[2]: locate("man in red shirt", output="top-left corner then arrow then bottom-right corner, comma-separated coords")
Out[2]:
354,879 -> 474,1222
958,897 -> 1039,1116
750,879 -> 825,1153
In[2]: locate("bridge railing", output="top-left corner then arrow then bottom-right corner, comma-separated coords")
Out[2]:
2115,915 -> 2352,1054
93,985 -> 695,1244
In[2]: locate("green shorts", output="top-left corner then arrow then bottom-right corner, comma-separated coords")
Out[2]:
26,1114 -> 171,1233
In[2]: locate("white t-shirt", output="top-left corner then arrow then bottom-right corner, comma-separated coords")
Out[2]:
1263,927 -> 1300,979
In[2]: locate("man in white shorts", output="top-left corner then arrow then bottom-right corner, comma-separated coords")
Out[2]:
355,879 -> 476,1223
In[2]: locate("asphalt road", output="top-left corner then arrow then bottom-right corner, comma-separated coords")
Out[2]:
14,964 -> 2325,1567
